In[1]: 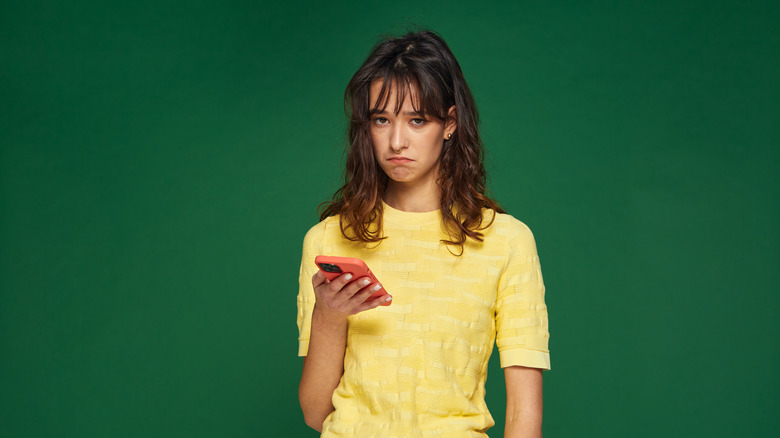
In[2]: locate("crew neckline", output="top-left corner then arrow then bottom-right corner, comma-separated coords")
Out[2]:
381,200 -> 442,225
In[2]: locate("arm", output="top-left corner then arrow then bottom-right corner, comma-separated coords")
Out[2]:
504,366 -> 543,438
298,270 -> 391,432
298,304 -> 347,432
496,221 -> 549,437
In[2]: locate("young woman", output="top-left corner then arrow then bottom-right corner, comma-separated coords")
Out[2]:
297,30 -> 550,438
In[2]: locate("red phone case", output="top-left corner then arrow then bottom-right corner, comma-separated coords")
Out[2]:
314,255 -> 391,306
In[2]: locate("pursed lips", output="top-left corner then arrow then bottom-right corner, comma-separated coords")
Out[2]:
388,157 -> 413,163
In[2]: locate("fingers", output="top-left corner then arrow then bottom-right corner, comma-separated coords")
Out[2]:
344,276 -> 372,294
312,272 -> 364,304
313,272 -> 389,315
327,276 -> 371,307
346,281 -> 392,311
348,281 -> 383,303
311,271 -> 353,290
328,273 -> 357,292
352,292 -> 393,314
311,270 -> 328,287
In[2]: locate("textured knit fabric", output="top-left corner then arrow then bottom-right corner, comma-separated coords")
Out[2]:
297,202 -> 550,438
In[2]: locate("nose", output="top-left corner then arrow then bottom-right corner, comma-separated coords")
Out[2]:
389,123 -> 408,152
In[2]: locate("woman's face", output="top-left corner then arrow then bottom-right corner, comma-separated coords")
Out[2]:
369,80 -> 455,189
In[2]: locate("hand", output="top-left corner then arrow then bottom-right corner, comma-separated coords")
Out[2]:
311,270 -> 392,320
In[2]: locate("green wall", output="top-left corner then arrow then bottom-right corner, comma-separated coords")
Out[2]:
1,0 -> 777,436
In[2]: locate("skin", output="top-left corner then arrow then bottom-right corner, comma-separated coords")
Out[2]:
369,79 -> 455,213
504,366 -> 544,438
299,80 -> 544,437
298,271 -> 391,431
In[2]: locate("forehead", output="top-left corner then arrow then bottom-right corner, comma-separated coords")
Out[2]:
369,78 -> 420,113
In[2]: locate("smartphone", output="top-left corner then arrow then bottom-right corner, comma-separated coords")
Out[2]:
314,255 -> 391,306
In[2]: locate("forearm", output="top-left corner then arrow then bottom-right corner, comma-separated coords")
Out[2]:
299,305 -> 348,432
504,409 -> 542,438
504,366 -> 543,438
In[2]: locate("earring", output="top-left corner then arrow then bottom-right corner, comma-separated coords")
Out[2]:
446,133 -> 453,139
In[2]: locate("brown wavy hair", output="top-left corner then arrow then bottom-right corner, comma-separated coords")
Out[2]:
319,30 -> 504,255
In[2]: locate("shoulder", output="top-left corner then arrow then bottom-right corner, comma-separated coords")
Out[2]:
482,209 -> 539,254
302,215 -> 340,248
483,209 -> 535,239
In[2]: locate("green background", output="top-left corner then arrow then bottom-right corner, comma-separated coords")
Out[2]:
2,0 -> 778,436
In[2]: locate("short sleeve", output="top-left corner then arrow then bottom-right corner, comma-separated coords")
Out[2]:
495,220 -> 551,370
297,222 -> 324,356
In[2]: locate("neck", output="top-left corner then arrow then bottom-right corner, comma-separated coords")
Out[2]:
383,179 -> 442,212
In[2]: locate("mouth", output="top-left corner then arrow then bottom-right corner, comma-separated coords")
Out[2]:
388,157 -> 413,163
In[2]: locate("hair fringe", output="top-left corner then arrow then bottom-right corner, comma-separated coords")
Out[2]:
319,30 -> 505,255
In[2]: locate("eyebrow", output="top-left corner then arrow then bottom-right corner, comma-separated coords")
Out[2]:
369,109 -> 423,117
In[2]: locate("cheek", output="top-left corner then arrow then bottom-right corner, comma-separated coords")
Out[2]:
371,142 -> 382,164
369,138 -> 386,170
424,132 -> 444,157
370,129 -> 383,147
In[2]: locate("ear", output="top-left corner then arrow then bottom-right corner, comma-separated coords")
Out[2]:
444,105 -> 457,138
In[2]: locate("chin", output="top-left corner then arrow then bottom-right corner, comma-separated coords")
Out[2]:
382,168 -> 412,181
387,173 -> 415,183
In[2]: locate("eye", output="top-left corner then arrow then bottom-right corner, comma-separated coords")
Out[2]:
411,118 -> 426,126
373,117 -> 389,125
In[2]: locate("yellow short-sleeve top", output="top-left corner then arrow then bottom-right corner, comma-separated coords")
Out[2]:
297,202 -> 550,437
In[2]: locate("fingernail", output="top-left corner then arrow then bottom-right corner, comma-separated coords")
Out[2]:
372,284 -> 382,291
361,278 -> 371,286
385,296 -> 393,302
344,274 -> 353,281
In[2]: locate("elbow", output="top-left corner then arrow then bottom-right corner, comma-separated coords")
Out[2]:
300,402 -> 326,433
298,357 -> 337,432
302,412 -> 324,433
299,391 -> 327,432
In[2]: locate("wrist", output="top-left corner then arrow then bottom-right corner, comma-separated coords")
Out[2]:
312,303 -> 349,328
